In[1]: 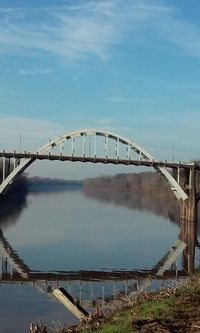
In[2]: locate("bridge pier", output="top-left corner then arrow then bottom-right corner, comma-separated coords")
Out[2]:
0,157 -> 13,183
179,168 -> 198,274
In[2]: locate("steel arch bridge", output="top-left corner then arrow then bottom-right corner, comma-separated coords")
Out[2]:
0,129 -> 188,201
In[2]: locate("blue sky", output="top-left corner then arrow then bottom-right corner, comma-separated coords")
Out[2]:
0,0 -> 200,178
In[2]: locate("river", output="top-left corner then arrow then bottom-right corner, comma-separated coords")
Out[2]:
0,187 -> 180,332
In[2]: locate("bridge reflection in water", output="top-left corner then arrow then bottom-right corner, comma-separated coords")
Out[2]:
0,218 -> 198,310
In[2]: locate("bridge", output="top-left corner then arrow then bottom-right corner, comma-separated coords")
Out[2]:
0,129 -> 199,274
0,129 -> 195,199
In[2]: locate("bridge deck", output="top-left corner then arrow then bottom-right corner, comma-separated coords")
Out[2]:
0,151 -> 198,170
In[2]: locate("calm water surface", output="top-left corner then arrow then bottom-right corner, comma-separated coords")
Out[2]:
0,189 -> 179,332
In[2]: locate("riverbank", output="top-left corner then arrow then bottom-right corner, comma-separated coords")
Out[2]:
32,272 -> 200,333
77,272 -> 200,333
77,273 -> 200,333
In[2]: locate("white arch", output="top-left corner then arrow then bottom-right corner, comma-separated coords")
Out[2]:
0,129 -> 188,200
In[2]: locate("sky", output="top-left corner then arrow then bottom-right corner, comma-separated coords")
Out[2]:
0,0 -> 200,179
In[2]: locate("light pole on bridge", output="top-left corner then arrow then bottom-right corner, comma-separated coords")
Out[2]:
19,134 -> 22,153
172,144 -> 175,162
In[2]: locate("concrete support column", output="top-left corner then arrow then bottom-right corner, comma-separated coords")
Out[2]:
2,158 -> 5,182
0,257 -> 2,278
180,168 -> 197,274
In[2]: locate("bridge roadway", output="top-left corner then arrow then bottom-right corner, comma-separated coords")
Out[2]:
0,151 -> 198,170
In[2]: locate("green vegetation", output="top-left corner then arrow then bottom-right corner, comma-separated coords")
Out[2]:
80,311 -> 133,333
139,298 -> 173,319
80,323 -> 130,333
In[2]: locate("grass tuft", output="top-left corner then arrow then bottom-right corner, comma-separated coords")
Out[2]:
139,299 -> 173,319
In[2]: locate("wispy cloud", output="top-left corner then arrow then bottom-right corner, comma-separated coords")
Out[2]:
0,117 -> 66,150
0,1 -> 200,62
17,68 -> 52,76
106,96 -> 130,103
0,1 -> 120,61
0,115 -> 133,158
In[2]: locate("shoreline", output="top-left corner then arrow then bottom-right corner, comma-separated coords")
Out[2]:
30,272 -> 200,333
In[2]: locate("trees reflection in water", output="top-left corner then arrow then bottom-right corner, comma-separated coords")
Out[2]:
84,172 -> 181,224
